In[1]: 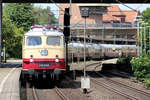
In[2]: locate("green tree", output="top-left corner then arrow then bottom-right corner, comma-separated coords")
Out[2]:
142,8 -> 150,24
3,3 -> 34,31
33,6 -> 58,24
131,8 -> 150,88
139,8 -> 150,52
2,12 -> 24,58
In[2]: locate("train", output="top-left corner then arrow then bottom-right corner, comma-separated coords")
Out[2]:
68,42 -> 138,61
21,24 -> 138,80
22,25 -> 66,80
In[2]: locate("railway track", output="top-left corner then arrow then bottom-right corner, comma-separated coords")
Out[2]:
32,86 -> 69,100
21,81 -> 69,100
84,62 -> 150,100
97,71 -> 150,98
54,86 -> 70,100
87,72 -> 139,100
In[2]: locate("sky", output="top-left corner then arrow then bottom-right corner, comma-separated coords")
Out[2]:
34,3 -> 150,18
116,4 -> 150,11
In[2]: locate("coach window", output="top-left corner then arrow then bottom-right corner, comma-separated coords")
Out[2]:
47,36 -> 61,46
27,36 -> 42,46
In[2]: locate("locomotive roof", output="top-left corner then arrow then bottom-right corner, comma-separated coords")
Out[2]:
24,28 -> 64,36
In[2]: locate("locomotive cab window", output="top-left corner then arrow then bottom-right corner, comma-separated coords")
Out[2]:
27,36 -> 42,46
47,36 -> 61,46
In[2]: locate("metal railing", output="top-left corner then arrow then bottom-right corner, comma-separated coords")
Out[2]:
58,23 -> 137,28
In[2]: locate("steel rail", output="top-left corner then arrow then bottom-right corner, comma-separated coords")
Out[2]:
32,86 -> 39,100
96,72 -> 150,97
55,86 -> 70,100
84,62 -> 139,100
89,73 -> 139,100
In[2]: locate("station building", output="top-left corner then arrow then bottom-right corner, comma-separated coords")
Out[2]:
59,4 -> 140,45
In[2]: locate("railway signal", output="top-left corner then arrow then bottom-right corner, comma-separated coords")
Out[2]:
63,8 -> 71,72
2,40 -> 6,63
81,7 -> 90,94
63,8 -> 70,37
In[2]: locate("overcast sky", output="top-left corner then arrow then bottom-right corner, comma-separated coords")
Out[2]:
34,3 -> 150,18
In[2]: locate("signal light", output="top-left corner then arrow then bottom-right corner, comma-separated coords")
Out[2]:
63,8 -> 70,37
30,55 -> 33,63
64,8 -> 70,27
56,55 -> 59,63
63,27 -> 70,37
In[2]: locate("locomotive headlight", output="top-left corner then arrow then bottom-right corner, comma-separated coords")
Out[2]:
40,50 -> 48,56
55,55 -> 59,62
30,55 -> 33,62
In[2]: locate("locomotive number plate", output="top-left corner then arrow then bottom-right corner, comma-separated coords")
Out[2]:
39,64 -> 50,67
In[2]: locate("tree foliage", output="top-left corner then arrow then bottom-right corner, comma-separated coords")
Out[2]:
2,4 -> 58,59
33,6 -> 58,24
3,3 -> 34,31
130,8 -> 150,88
131,54 -> 150,80
2,3 -> 34,59
141,8 -> 150,51
142,8 -> 150,24
2,12 -> 24,58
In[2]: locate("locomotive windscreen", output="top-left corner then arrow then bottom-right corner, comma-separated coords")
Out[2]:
46,36 -> 61,46
27,36 -> 42,46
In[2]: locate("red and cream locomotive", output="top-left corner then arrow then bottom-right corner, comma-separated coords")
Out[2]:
22,25 -> 65,80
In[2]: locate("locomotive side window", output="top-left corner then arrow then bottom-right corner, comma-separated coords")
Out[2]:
47,36 -> 61,46
27,36 -> 42,46
23,36 -> 25,46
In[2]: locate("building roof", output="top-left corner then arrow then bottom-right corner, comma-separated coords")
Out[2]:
123,10 -> 138,23
103,5 -> 139,23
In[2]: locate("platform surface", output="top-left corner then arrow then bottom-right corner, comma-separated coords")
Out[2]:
101,58 -> 118,64
70,58 -> 118,71
0,68 -> 21,100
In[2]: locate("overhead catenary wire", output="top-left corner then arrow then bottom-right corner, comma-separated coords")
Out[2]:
135,0 -> 149,11
50,0 -> 70,16
115,0 -> 137,11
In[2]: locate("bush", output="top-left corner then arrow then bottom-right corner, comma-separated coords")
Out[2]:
130,54 -> 150,81
144,79 -> 150,89
116,56 -> 133,73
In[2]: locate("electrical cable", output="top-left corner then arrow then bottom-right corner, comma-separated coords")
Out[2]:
115,0 -> 137,11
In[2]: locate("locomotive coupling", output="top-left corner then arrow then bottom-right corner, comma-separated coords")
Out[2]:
54,68 -> 61,75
